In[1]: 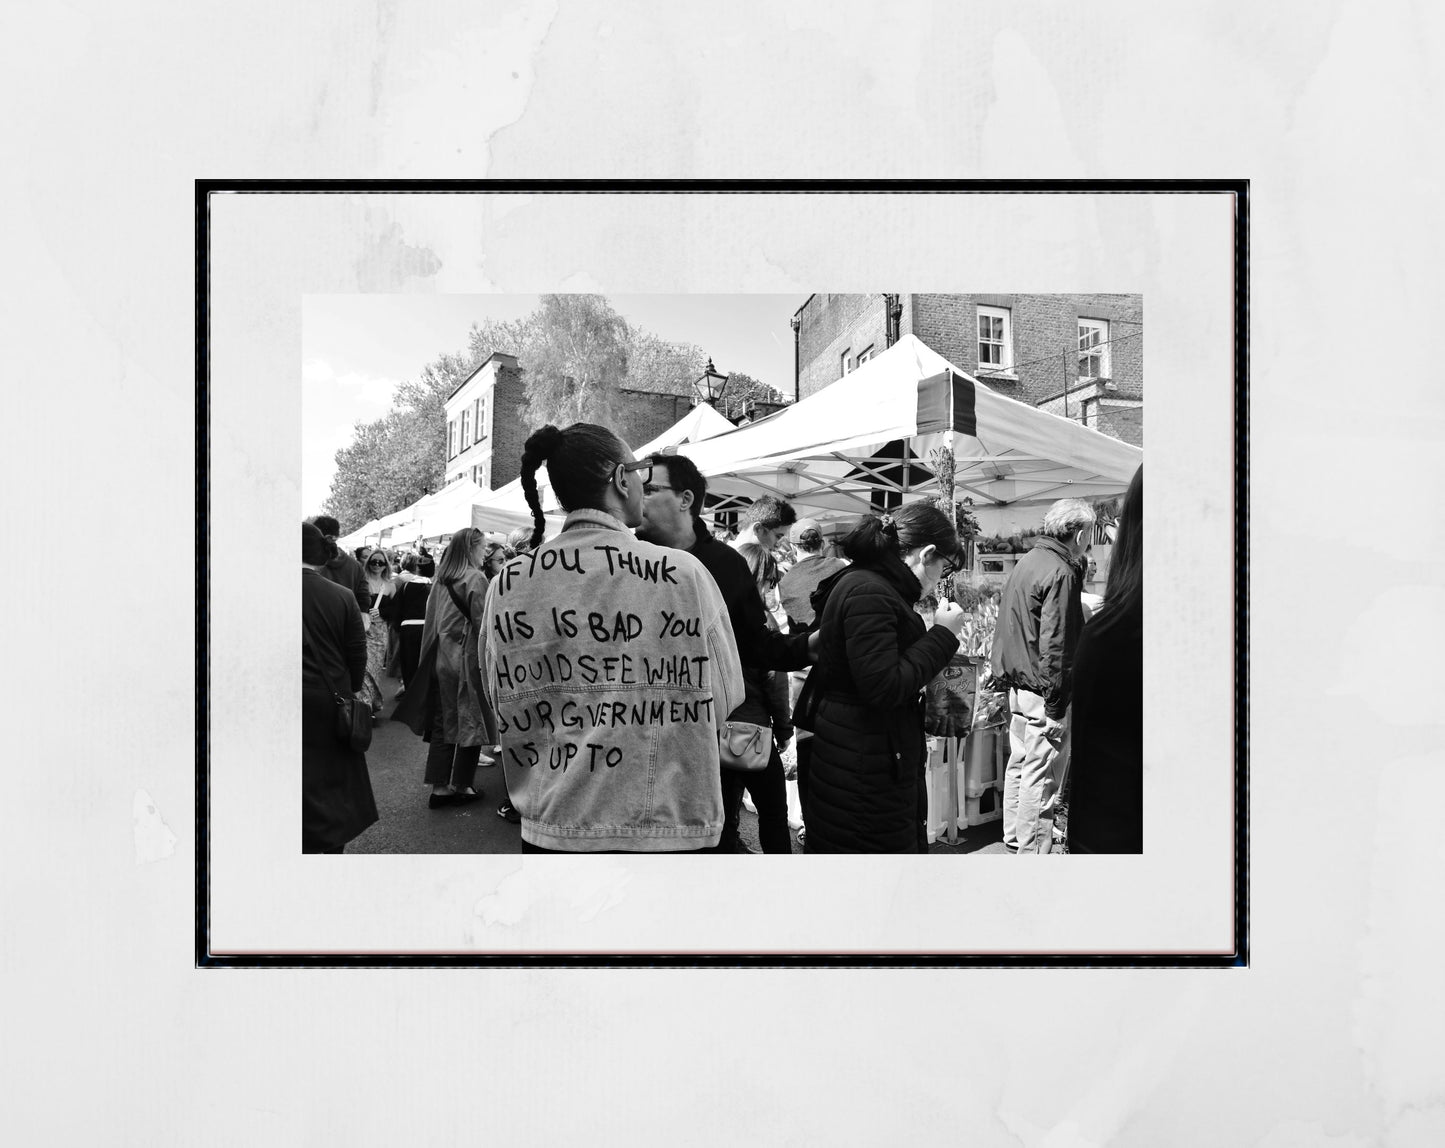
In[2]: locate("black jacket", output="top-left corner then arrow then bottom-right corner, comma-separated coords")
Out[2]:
989,536 -> 1084,720
688,520 -> 810,674
302,569 -> 367,695
319,549 -> 371,613
1065,604 -> 1143,853
804,555 -> 959,853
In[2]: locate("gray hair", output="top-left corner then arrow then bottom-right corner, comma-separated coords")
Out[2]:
1040,498 -> 1096,539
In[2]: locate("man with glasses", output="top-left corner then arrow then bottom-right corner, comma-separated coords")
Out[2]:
636,453 -> 816,852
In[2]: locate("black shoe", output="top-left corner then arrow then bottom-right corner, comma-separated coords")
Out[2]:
428,791 -> 457,809
497,802 -> 521,824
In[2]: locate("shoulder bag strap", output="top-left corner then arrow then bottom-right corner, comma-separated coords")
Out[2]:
443,578 -> 470,619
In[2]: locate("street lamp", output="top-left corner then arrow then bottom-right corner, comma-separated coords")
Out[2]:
692,357 -> 730,410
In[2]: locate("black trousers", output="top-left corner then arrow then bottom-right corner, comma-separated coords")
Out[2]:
398,625 -> 424,686
424,739 -> 482,790
720,741 -> 791,854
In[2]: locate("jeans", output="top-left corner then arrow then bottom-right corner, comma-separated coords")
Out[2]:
1002,688 -> 1064,854
719,741 -> 791,853
521,841 -> 705,854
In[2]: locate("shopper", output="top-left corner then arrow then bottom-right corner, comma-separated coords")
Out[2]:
636,455 -> 814,852
725,543 -> 795,853
393,528 -> 498,809
360,549 -> 395,717
991,497 -> 1096,853
480,423 -> 745,852
802,504 -> 966,853
1067,466 -> 1143,854
310,515 -> 371,613
301,522 -> 378,853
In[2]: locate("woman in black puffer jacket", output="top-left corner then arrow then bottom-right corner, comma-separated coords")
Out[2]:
804,504 -> 967,853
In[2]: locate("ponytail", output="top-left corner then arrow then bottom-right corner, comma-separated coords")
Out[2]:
841,513 -> 901,564
520,422 -> 629,548
521,424 -> 565,551
842,502 -> 959,568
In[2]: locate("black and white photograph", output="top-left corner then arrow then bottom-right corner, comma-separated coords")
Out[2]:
299,291 -> 1147,862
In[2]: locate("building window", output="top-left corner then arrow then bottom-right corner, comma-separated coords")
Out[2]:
977,306 -> 1012,371
1078,318 -> 1110,380
841,348 -> 853,376
857,344 -> 874,366
460,408 -> 471,449
474,396 -> 483,440
447,420 -> 456,458
1082,397 -> 1096,427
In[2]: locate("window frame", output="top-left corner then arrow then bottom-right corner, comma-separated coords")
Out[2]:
841,348 -> 853,376
976,305 -> 1013,372
460,407 -> 471,450
1077,318 -> 1110,381
856,344 -> 874,366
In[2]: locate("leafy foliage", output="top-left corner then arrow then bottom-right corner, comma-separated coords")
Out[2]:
322,351 -> 473,534
323,295 -> 787,534
718,371 -> 787,422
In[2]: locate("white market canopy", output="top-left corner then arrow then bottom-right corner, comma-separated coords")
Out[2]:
677,335 -> 1141,524
333,481 -> 483,552
468,401 -> 736,534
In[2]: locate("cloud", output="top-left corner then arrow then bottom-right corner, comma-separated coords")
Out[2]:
304,357 -> 401,421
301,358 -> 406,508
302,358 -> 334,385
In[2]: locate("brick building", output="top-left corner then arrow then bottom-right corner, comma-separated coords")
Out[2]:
792,293 -> 1143,447
443,352 -> 694,490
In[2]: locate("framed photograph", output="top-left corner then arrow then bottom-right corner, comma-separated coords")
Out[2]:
201,180 -> 1245,965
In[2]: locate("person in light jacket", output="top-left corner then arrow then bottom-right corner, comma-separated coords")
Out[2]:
480,423 -> 745,853
393,528 -> 499,810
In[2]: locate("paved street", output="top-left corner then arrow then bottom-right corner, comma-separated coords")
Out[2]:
348,671 -> 521,854
348,669 -> 1014,855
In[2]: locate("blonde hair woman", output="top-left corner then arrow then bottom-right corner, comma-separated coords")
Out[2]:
392,529 -> 499,808
360,549 -> 395,717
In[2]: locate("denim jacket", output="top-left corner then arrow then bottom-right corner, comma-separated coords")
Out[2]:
480,509 -> 745,851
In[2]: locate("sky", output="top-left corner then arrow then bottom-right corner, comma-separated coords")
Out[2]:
301,294 -> 810,514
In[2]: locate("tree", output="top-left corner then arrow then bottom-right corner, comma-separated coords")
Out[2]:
717,371 -> 786,422
322,295 -> 779,534
513,295 -> 630,429
322,349 -> 474,534
624,330 -> 706,399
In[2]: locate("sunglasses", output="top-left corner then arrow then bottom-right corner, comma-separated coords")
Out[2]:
367,560 -> 386,568
620,459 -> 653,485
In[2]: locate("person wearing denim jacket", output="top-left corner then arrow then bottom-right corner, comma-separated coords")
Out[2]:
480,423 -> 744,853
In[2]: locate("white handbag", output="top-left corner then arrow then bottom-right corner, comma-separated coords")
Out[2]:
718,721 -> 771,771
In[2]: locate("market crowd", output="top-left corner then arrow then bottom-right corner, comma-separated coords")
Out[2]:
301,423 -> 1143,856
